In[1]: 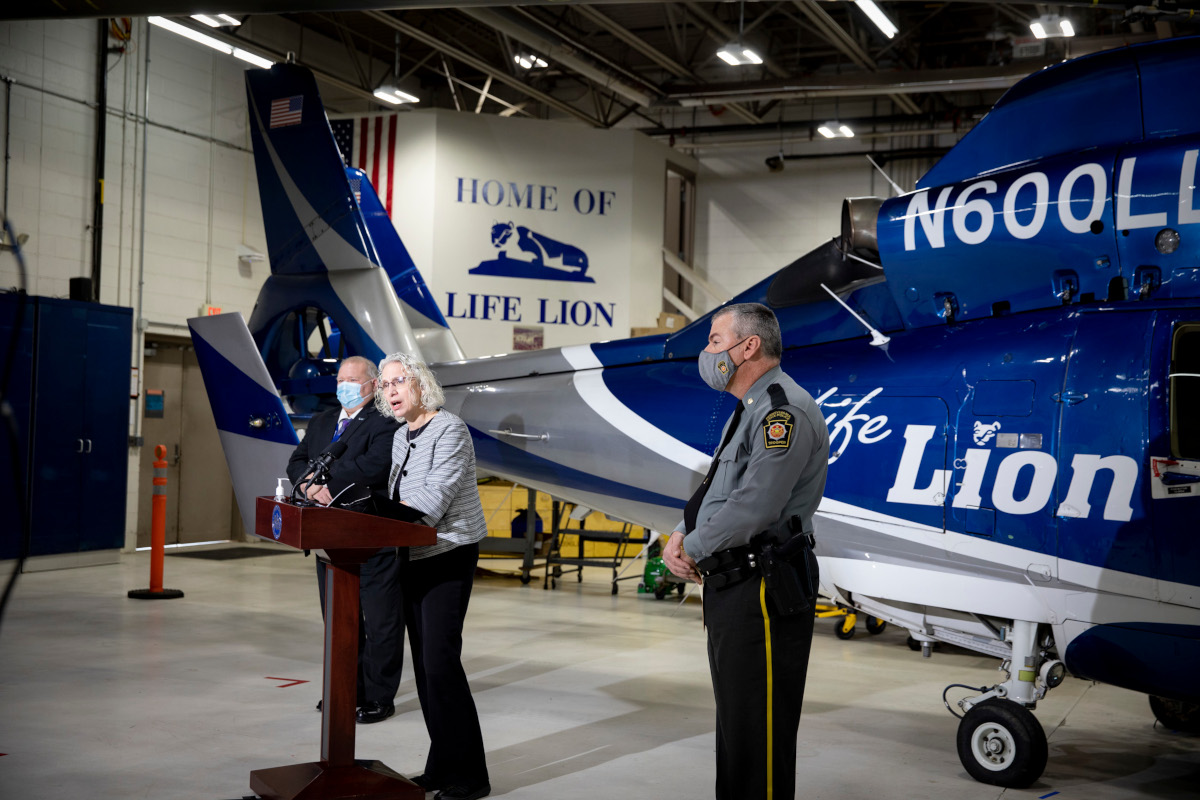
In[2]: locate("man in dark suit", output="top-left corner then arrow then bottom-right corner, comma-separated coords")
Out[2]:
287,355 -> 403,724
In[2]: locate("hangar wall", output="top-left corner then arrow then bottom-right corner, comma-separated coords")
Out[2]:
0,17 -> 699,547
368,107 -> 695,357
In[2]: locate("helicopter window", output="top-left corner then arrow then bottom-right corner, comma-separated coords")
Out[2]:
1170,324 -> 1200,458
765,238 -> 884,308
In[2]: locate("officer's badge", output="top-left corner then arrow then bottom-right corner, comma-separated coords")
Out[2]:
763,409 -> 794,449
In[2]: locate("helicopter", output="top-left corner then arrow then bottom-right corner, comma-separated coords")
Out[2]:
191,36 -> 1200,788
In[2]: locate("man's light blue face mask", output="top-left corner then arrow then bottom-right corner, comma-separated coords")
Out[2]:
336,380 -> 369,409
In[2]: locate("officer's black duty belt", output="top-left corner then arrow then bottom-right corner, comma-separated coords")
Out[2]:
697,529 -> 815,591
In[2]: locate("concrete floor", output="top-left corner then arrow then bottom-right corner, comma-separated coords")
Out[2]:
0,547 -> 1197,800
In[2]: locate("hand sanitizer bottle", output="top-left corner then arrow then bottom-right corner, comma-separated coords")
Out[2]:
275,478 -> 287,502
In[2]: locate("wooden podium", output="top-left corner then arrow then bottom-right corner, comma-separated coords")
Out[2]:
251,497 -> 437,800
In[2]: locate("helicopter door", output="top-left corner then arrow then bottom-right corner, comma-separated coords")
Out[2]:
1149,316 -> 1200,606
1055,312 -> 1153,595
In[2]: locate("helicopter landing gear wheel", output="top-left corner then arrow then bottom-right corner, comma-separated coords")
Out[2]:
1150,695 -> 1200,733
956,699 -> 1047,788
834,617 -> 855,640
865,616 -> 887,635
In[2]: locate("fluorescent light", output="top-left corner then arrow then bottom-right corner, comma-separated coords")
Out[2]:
1030,14 -> 1074,39
716,44 -> 763,66
717,48 -> 741,66
150,17 -> 271,68
234,48 -> 273,69
373,86 -> 418,105
149,17 -> 232,55
818,122 -> 854,139
513,54 -> 547,69
854,0 -> 898,40
192,13 -> 241,27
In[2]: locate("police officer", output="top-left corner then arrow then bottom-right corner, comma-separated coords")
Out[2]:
663,302 -> 829,800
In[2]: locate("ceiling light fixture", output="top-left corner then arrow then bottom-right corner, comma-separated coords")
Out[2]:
233,49 -> 273,69
373,85 -> 419,105
1030,14 -> 1075,39
514,54 -> 549,70
191,13 -> 241,27
149,17 -> 272,68
818,122 -> 854,138
716,45 -> 763,66
853,0 -> 898,40
717,1 -> 763,66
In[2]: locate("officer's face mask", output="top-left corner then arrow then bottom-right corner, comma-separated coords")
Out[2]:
336,380 -> 368,409
697,337 -> 749,392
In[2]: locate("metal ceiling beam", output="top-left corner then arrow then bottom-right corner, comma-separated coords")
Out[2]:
790,0 -> 922,115
161,18 -> 386,107
11,0 -> 1158,22
572,4 -> 692,80
460,6 -> 659,109
665,61 -> 1051,106
682,2 -> 790,79
361,9 -> 603,126
570,4 -> 762,124
670,126 -> 966,151
7,0 -> 697,22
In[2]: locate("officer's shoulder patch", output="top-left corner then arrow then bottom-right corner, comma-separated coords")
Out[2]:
763,408 -> 794,449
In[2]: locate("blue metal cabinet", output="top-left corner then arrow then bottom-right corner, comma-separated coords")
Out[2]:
0,296 -> 132,560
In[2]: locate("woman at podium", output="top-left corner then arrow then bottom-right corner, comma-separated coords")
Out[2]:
376,352 -> 491,800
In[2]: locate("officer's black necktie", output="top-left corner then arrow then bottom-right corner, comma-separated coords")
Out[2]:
683,401 -> 744,533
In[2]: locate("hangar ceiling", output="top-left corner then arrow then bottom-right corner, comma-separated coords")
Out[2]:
9,1 -> 1200,155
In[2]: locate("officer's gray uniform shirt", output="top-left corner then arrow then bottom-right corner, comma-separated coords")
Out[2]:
681,365 -> 830,562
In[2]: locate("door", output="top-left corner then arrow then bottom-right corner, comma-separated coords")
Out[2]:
1149,316 -> 1200,606
27,301 -> 88,556
78,306 -> 132,552
138,336 -> 235,546
1056,312 -> 1153,590
138,339 -> 184,546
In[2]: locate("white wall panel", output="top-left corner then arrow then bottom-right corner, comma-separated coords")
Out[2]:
693,152 -> 879,315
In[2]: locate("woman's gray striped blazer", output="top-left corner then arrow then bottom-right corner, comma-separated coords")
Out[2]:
387,409 -> 488,561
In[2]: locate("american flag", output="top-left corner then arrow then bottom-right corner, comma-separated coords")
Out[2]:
269,95 -> 303,128
330,115 -> 398,217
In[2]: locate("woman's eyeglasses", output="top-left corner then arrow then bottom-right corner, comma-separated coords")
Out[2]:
379,377 -> 409,391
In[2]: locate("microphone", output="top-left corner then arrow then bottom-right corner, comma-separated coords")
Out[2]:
309,439 -> 349,479
292,440 -> 349,504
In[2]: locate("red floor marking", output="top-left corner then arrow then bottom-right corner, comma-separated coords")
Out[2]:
264,677 -> 309,688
